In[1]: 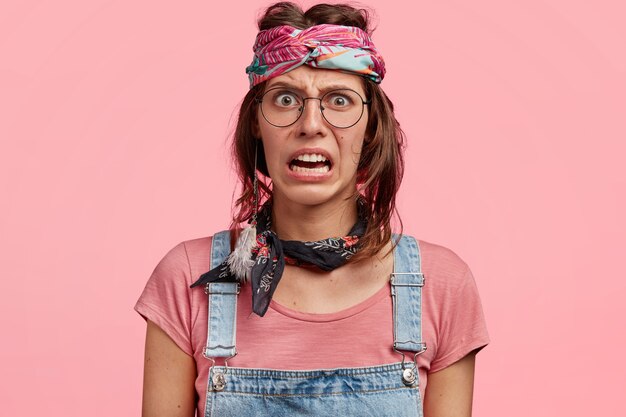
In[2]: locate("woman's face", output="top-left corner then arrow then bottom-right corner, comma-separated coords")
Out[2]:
255,66 -> 369,208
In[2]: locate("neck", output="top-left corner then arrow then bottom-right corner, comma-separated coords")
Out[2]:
270,195 -> 359,241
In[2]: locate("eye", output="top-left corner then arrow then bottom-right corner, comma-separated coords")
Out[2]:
332,96 -> 348,106
324,91 -> 355,109
271,90 -> 301,108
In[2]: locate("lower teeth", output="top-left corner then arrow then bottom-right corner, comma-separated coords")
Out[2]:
290,165 -> 329,173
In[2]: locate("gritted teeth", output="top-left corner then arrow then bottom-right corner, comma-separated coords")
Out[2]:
294,153 -> 328,163
289,153 -> 332,168
289,152 -> 332,172
290,165 -> 330,173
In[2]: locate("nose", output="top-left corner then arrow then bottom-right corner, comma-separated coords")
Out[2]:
296,98 -> 327,137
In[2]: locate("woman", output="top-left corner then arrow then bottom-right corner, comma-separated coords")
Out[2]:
135,3 -> 489,416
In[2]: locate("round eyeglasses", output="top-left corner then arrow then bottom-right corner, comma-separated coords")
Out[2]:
255,87 -> 370,129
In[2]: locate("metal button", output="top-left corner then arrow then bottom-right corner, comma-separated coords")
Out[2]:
212,372 -> 226,391
402,368 -> 416,386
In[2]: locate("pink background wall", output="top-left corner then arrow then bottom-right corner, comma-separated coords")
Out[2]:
1,0 -> 624,415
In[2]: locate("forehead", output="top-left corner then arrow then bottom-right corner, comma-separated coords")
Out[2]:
265,66 -> 365,94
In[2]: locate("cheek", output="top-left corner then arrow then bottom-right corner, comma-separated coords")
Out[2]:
261,139 -> 277,163
340,137 -> 365,168
260,134 -> 285,175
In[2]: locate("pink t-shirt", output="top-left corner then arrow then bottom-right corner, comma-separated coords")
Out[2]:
135,235 -> 490,416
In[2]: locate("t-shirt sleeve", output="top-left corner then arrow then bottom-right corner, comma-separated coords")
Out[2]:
134,241 -> 194,356
429,265 -> 490,373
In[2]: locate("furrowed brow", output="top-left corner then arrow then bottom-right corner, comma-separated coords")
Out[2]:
266,81 -> 356,94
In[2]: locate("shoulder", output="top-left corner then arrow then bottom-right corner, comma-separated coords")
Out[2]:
171,234 -> 225,284
180,235 -> 214,261
148,234 -> 220,285
135,236 -> 216,356
135,235 -> 219,328
407,238 -> 490,370
417,239 -> 471,277
401,235 -> 475,294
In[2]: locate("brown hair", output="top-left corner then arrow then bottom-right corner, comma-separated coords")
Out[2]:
231,2 -> 406,261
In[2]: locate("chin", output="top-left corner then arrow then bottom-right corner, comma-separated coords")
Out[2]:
275,184 -> 353,208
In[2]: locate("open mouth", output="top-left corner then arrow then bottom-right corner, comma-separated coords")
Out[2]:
288,153 -> 332,173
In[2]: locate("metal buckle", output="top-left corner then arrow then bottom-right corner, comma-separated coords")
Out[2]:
393,342 -> 427,386
204,349 -> 238,392
390,272 -> 425,287
204,282 -> 241,295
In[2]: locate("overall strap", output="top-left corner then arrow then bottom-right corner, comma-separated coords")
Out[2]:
202,230 -> 239,359
391,234 -> 427,354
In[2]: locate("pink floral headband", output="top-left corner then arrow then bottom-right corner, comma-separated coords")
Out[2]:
245,24 -> 386,88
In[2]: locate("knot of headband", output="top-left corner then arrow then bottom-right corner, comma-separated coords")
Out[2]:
245,24 -> 386,88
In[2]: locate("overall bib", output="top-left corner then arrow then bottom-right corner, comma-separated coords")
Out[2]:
201,231 -> 427,417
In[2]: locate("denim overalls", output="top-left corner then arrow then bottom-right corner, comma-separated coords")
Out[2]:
201,231 -> 427,417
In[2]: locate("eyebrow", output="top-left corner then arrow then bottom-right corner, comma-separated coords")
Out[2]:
266,81 -> 359,94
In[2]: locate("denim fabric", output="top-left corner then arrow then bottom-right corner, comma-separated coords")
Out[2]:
391,235 -> 427,353
203,230 -> 238,358
203,232 -> 425,417
204,282 -> 238,358
206,363 -> 422,417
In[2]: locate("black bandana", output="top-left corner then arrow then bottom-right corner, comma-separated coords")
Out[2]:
190,201 -> 367,316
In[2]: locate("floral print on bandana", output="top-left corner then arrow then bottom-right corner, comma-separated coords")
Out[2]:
191,200 -> 368,316
245,24 -> 386,88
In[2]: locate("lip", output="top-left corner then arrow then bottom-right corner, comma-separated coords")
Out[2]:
286,147 -> 334,182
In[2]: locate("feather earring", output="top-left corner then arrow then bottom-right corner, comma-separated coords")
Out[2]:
226,142 -> 259,282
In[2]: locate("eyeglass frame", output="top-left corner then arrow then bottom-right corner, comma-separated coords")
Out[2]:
254,87 -> 371,129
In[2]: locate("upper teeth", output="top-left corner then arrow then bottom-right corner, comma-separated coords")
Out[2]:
295,154 -> 327,162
